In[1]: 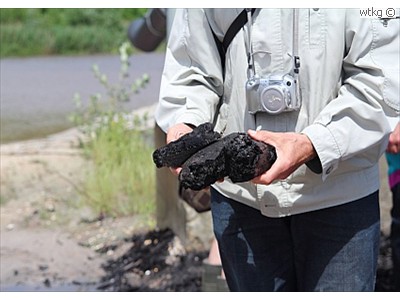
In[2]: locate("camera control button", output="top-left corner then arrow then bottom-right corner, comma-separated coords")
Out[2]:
326,166 -> 333,175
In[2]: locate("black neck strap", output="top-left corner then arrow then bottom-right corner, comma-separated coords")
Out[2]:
211,9 -> 256,74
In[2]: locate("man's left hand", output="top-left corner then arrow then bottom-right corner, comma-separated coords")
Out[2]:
248,129 -> 317,185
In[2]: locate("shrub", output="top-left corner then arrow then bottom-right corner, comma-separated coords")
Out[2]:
70,42 -> 154,218
0,8 -> 148,57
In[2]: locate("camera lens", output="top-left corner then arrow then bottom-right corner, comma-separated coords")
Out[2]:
260,87 -> 286,114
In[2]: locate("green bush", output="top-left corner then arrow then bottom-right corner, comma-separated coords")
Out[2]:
0,8 -> 31,24
51,26 -> 124,55
0,8 -> 148,57
70,42 -> 154,218
0,24 -> 53,56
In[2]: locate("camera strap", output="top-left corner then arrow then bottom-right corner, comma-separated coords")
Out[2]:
207,9 -> 255,131
210,9 -> 256,76
293,9 -> 300,74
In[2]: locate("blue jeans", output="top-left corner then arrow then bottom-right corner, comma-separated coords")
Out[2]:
390,183 -> 400,290
210,188 -> 380,291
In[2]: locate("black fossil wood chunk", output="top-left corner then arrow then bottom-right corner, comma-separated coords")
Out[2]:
179,138 -> 228,191
179,132 -> 277,190
152,122 -> 221,168
224,133 -> 276,183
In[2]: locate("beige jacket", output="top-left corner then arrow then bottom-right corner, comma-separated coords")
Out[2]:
155,8 -> 400,217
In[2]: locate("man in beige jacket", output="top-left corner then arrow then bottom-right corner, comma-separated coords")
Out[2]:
155,8 -> 400,291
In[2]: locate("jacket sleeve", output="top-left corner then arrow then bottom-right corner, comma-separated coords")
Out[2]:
155,9 -> 224,133
302,10 -> 400,180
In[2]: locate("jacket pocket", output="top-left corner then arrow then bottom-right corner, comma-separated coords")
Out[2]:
370,19 -> 400,112
306,8 -> 326,49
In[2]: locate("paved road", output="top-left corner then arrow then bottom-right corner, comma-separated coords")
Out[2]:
0,53 -> 165,144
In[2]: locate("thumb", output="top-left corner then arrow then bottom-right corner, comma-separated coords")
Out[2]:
248,129 -> 275,144
247,129 -> 261,140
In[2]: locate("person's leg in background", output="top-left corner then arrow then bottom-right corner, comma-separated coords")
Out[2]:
202,237 -> 229,291
390,183 -> 400,290
386,150 -> 400,291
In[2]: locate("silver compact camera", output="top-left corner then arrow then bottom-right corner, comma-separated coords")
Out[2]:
246,74 -> 301,114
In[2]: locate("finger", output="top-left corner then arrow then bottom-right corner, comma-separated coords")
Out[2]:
247,129 -> 263,141
167,131 -> 185,144
251,174 -> 273,185
167,124 -> 194,144
251,171 -> 278,185
169,167 -> 182,177
251,163 -> 281,185
248,129 -> 276,145
387,144 -> 399,154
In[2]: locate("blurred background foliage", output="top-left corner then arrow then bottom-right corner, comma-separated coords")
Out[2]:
0,8 -> 148,57
0,8 -> 157,217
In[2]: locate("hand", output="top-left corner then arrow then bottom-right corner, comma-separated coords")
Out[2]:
166,123 -> 194,176
248,129 -> 317,185
386,122 -> 400,154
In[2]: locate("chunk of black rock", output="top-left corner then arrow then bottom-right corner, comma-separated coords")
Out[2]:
179,132 -> 277,190
224,133 -> 276,183
152,123 -> 221,168
179,138 -> 228,190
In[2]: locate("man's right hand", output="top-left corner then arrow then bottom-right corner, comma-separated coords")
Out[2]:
166,123 -> 194,176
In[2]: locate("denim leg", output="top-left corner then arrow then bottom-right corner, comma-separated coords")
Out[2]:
210,188 -> 296,291
390,184 -> 400,291
211,189 -> 380,291
292,191 -> 380,291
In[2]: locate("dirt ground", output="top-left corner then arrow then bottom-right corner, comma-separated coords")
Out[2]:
0,127 -> 396,292
0,127 -> 210,292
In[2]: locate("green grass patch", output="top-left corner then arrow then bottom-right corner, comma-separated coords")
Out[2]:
82,120 -> 155,217
0,8 -> 148,57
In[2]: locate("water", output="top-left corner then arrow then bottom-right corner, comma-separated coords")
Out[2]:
0,53 -> 165,144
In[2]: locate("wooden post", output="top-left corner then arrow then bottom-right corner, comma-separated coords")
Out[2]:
153,124 -> 214,249
154,124 -> 187,242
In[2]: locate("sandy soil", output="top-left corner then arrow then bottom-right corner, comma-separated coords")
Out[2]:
0,128 -> 153,291
0,126 -> 395,292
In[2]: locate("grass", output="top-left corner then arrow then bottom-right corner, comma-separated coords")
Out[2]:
81,117 -> 156,218
0,8 -> 148,57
